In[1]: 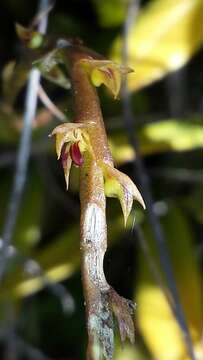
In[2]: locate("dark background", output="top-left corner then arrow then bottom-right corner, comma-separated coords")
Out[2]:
0,0 -> 203,359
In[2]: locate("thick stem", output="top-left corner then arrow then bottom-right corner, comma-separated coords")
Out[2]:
70,55 -> 114,359
80,156 -> 113,360
70,52 -> 113,166
68,50 -> 135,359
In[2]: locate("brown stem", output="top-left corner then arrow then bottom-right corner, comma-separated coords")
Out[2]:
67,48 -> 135,360
70,53 -> 113,359
71,55 -> 113,166
80,156 -> 113,360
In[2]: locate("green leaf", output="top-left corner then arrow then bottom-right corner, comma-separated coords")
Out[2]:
111,0 -> 203,91
92,0 -> 128,27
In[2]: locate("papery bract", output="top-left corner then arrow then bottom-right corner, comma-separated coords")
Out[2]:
102,163 -> 145,225
80,59 -> 133,98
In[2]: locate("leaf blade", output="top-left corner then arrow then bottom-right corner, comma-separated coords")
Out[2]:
111,0 -> 203,91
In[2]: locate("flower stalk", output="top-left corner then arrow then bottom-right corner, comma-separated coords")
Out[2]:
63,47 -> 144,359
17,30 -> 145,358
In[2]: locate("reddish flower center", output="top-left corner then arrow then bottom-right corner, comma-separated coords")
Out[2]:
60,144 -> 69,168
60,142 -> 84,167
70,142 -> 84,166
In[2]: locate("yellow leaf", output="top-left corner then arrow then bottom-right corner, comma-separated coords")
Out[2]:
111,0 -> 203,91
108,119 -> 203,164
141,120 -> 203,151
136,205 -> 203,359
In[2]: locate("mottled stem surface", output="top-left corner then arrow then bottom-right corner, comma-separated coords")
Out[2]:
71,53 -> 114,359
68,49 -> 135,360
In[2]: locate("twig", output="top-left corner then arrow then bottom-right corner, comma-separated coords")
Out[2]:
166,68 -> 187,118
0,2 -> 52,358
0,0 -> 51,280
38,84 -> 66,122
122,1 -> 196,359
23,257 -> 75,314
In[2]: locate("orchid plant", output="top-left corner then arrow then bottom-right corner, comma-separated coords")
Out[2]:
17,26 -> 145,360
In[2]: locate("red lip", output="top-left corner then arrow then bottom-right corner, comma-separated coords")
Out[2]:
70,142 -> 84,166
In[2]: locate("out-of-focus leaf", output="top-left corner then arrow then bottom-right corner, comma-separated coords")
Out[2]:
0,170 -> 44,253
2,32 -> 70,108
34,49 -> 71,89
92,0 -> 128,28
0,211 -> 133,300
1,117 -> 202,163
115,343 -> 147,360
184,188 -> 203,223
2,61 -> 30,107
140,120 -> 203,152
109,119 -> 203,164
136,205 -> 203,360
111,0 -> 203,91
16,23 -> 44,49
13,172 -> 44,251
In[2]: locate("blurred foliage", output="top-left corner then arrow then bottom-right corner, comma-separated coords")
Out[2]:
93,0 -> 129,27
0,0 -> 203,359
137,205 -> 203,359
112,0 -> 203,91
110,118 -> 203,164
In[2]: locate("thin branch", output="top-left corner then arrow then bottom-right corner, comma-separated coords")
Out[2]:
30,0 -> 54,29
0,0 -> 51,280
38,85 -> 66,122
23,257 -> 75,314
122,1 -> 196,359
0,239 -> 75,314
